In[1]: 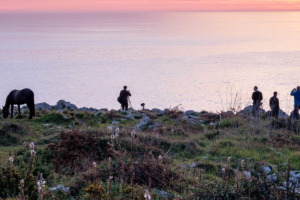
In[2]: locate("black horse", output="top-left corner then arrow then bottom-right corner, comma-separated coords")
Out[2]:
2,88 -> 36,119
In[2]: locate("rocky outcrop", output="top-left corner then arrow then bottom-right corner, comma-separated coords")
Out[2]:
136,116 -> 151,131
56,100 -> 78,110
35,102 -> 53,110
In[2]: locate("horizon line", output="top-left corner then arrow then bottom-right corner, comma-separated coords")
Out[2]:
1,10 -> 300,14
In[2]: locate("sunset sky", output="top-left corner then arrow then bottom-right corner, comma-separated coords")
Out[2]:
1,0 -> 300,12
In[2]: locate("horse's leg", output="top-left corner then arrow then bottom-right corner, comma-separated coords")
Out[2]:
18,104 -> 22,119
27,103 -> 32,119
27,102 -> 35,119
10,104 -> 14,118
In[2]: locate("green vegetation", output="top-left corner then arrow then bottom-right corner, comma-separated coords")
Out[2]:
0,107 -> 300,199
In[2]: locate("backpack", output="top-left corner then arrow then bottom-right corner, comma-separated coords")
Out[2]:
117,91 -> 125,104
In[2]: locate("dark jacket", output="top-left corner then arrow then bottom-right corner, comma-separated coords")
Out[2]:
269,96 -> 279,110
119,90 -> 131,103
252,91 -> 263,104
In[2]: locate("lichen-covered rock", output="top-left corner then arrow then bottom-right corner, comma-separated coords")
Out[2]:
56,100 -> 78,110
136,116 -> 151,130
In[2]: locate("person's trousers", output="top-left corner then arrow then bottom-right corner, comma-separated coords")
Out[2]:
271,108 -> 279,119
293,105 -> 300,119
252,103 -> 261,117
121,102 -> 128,111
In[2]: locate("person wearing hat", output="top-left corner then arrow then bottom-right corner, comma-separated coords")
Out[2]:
252,86 -> 263,117
119,86 -> 131,111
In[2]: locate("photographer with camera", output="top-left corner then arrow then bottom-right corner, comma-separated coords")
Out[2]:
290,86 -> 300,119
118,86 -> 131,111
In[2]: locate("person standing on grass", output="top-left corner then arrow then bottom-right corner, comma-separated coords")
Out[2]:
252,86 -> 263,117
270,91 -> 279,119
290,86 -> 300,119
119,86 -> 131,111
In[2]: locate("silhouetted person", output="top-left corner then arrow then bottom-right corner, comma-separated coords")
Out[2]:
270,92 -> 279,119
252,86 -> 263,117
291,86 -> 300,119
119,86 -> 131,111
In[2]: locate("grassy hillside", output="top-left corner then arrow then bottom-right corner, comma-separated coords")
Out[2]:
0,107 -> 300,199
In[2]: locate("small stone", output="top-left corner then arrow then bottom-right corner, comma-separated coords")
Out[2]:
189,163 -> 197,168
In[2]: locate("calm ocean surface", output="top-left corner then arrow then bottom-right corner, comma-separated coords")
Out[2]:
0,12 -> 300,111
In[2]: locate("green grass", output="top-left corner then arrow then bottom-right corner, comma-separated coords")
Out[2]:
1,108 -> 300,199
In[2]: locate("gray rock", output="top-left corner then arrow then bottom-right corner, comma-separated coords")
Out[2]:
94,111 -> 102,117
162,109 -> 168,115
243,171 -> 251,178
35,102 -> 53,110
136,116 -> 151,131
62,115 -> 70,120
267,173 -> 277,182
279,109 -> 289,119
263,166 -> 272,174
182,116 -> 201,124
185,115 -> 199,119
157,190 -> 168,198
56,100 -> 78,110
78,107 -> 98,112
67,125 -> 73,129
125,114 -> 135,120
78,107 -> 89,112
56,110 -> 63,114
190,163 -> 197,168
43,123 -> 52,127
101,108 -> 109,112
152,108 -> 163,113
184,110 -> 197,115
226,111 -> 234,116
112,120 -> 120,125
120,110 -> 128,114
110,109 -> 117,112
209,122 -> 216,126
240,105 -> 265,116
49,184 -> 69,194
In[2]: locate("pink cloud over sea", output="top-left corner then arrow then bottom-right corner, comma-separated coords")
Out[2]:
1,0 -> 300,12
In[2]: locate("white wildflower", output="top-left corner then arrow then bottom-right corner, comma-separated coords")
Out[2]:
31,150 -> 36,157
227,157 -> 231,162
158,155 -> 163,160
93,162 -> 97,168
222,168 -> 226,173
30,142 -> 35,150
131,130 -> 135,136
241,160 -> 245,167
9,157 -> 14,163
144,189 -> 151,200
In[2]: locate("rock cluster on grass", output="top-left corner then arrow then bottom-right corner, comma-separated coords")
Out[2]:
19,100 -> 294,130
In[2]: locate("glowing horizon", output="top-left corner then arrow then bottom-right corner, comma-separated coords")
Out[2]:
1,0 -> 300,12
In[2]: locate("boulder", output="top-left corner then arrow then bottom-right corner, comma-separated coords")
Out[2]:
125,114 -> 135,120
56,100 -> 78,110
184,110 -> 197,115
263,166 -> 271,174
182,116 -> 201,124
240,105 -> 265,116
152,108 -> 163,113
35,102 -> 53,110
101,108 -> 109,112
94,110 -> 105,117
49,184 -> 69,194
78,107 -> 97,113
243,171 -> 251,178
136,116 -> 151,131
